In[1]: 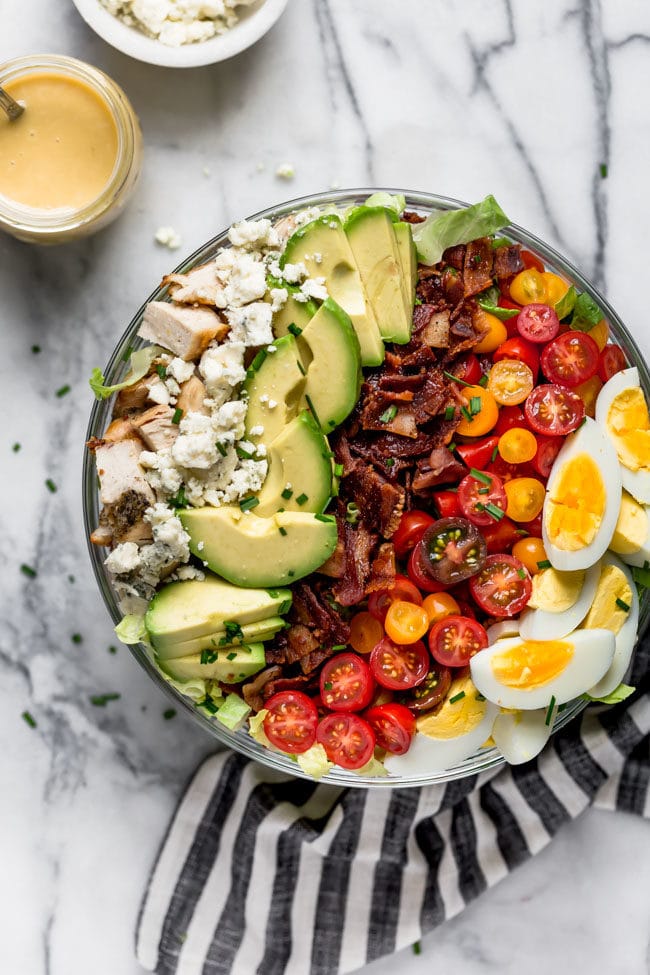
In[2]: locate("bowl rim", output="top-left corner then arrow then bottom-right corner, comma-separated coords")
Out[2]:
83,186 -> 650,787
70,0 -> 289,68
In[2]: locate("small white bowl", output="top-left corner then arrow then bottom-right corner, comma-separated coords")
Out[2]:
70,0 -> 289,68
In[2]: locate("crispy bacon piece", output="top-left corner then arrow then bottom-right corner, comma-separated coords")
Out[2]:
292,582 -> 350,645
412,305 -> 451,348
463,237 -> 494,296
332,522 -> 376,606
402,211 -> 425,224
494,244 -> 523,279
284,624 -> 321,665
263,673 -> 319,699
366,542 -> 396,594
342,464 -> 405,538
412,447 -> 467,494
442,244 -> 466,271
242,666 -> 282,712
411,370 -> 449,423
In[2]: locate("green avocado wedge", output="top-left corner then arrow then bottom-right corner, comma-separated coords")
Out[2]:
243,334 -> 306,445
269,279 -> 319,338
394,221 -> 418,315
298,298 -> 362,431
255,410 -> 333,517
159,643 -> 267,684
155,611 -> 287,659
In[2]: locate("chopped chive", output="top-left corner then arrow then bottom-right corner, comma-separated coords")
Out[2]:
412,942 -> 422,956
226,652 -> 237,661
108,645 -> 117,655
281,487 -> 293,500
443,370 -> 473,388
333,463 -> 344,477
55,384 -> 71,398
31,345 -> 41,354
469,396 -> 482,415
478,487 -> 490,495
288,324 -> 303,336
460,406 -> 473,423
22,710 -> 37,728
485,503 -> 505,521
517,568 -> 527,579
545,695 -> 556,726
616,597 -> 630,612
90,693 -> 121,707
202,697 -> 218,714
216,441 -> 228,457
324,682 -> 333,691
163,709 -> 176,720
200,649 -> 218,664
444,405 -> 455,421
475,692 -> 486,702
71,633 -> 83,644
250,349 -> 267,373
478,374 -> 489,388
470,468 -> 492,485
296,359 -> 306,376
305,394 -> 321,428
537,559 -> 552,570
379,405 -> 398,423
314,513 -> 331,523
45,478 -> 57,493
167,485 -> 187,509
12,443 -> 21,453
332,644 -> 347,651
239,496 -> 260,512
385,458 -> 395,468
447,442 -> 456,452
288,570 -> 295,577
449,691 -> 466,704
224,621 -> 244,642
490,444 -> 499,463
68,574 -> 76,584
155,364 -> 167,380
475,502 -> 485,512
172,407 -> 183,425
279,526 -> 288,536
20,564 -> 37,578
557,702 -> 568,713
236,446 -> 254,460
296,493 -> 308,506
600,163 -> 608,178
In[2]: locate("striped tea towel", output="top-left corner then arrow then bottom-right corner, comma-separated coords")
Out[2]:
137,633 -> 650,975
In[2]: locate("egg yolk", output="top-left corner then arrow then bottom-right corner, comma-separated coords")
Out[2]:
545,453 -> 605,551
416,676 -> 486,740
527,568 -> 585,613
606,387 -> 650,472
610,490 -> 648,556
582,564 -> 632,635
490,639 -> 574,689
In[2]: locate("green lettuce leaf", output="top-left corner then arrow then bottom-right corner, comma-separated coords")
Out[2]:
570,292 -> 602,332
89,345 -> 164,400
248,709 -> 272,748
413,195 -> 510,265
554,285 -> 577,320
166,676 -> 209,704
363,191 -> 406,217
114,614 -> 147,645
350,755 -> 389,777
216,692 -> 251,731
584,683 -> 635,705
296,743 -> 334,779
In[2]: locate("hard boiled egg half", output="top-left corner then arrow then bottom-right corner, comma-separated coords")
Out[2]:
542,417 -> 621,570
492,705 -> 557,765
469,628 -> 615,710
595,366 -> 650,504
518,562 -> 600,640
609,489 -> 650,568
581,552 -> 639,698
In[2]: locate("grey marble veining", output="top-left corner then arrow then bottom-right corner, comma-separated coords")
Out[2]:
1,1 -> 649,973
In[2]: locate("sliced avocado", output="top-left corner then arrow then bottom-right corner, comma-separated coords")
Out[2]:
255,411 -> 332,516
155,611 -> 287,658
299,298 -> 362,432
345,206 -> 411,344
394,221 -> 417,314
281,214 -> 385,367
145,575 -> 291,651
159,643 -> 267,684
243,334 -> 306,444
179,506 -> 338,588
269,280 -> 319,339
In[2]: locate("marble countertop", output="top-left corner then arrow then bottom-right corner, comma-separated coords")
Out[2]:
1,2 -> 649,973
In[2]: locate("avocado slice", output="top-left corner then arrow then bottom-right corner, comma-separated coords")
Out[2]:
243,334 -> 306,444
145,575 -> 291,651
298,298 -> 362,432
159,643 -> 267,684
281,214 -> 385,367
345,206 -> 411,344
255,410 -> 332,516
394,221 -> 417,308
155,616 -> 286,660
179,506 -> 338,588
270,281 -> 319,338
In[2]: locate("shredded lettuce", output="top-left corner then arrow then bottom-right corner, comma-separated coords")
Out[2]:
570,292 -> 602,332
216,692 -> 251,731
350,755 -> 389,778
554,285 -> 577,320
584,683 -> 635,705
167,676 -> 209,703
89,345 -> 164,400
363,191 -> 406,217
296,743 -> 334,779
413,194 -> 510,265
114,613 -> 147,645
248,709 -> 272,748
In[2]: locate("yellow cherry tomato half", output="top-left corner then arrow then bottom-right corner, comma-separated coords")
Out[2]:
422,592 -> 461,625
384,600 -> 430,645
574,374 -> 603,418
504,477 -> 546,522
498,427 -> 538,464
455,385 -> 499,436
509,268 -> 547,305
487,359 -> 534,406
512,536 -> 549,575
589,319 -> 609,351
473,311 -> 508,354
349,611 -> 384,655
541,272 -> 570,307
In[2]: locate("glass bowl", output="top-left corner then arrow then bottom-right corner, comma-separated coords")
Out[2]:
83,188 -> 650,788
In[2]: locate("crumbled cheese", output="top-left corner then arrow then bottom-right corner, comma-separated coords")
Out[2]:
301,278 -> 328,301
197,540 -> 205,551
172,565 -> 205,582
255,444 -> 267,458
148,380 -> 171,405
312,252 -> 323,264
276,162 -> 295,180
249,425 -> 264,437
270,287 -> 288,312
155,226 -> 182,249
228,219 -> 279,250
165,376 -> 181,399
100,0 -> 258,48
167,357 -> 195,384
199,342 -> 246,404
267,345 -> 277,353
256,162 -> 266,172
259,393 -> 269,404
202,167 -> 211,177
172,412 -> 224,470
105,542 -> 141,575
278,261 -> 308,285
267,399 -> 277,409
226,302 -> 273,347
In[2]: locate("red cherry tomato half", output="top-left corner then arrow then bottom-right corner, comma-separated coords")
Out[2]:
494,405 -> 528,437
319,653 -> 375,713
392,510 -> 436,559
428,615 -> 489,668
458,470 -> 507,527
432,489 -> 461,519
364,703 -> 416,755
479,515 -> 524,554
524,384 -> 585,436
263,691 -> 319,754
516,303 -> 560,344
486,453 -> 537,484
541,330 -> 600,387
493,336 -> 540,381
522,511 -> 544,537
316,713 -> 376,769
469,554 -> 533,618
531,434 -> 563,478
453,353 -> 482,386
367,574 -> 423,622
407,546 -> 449,593
369,637 -> 430,690
520,249 -> 546,274
597,344 -> 627,383
455,435 -> 500,471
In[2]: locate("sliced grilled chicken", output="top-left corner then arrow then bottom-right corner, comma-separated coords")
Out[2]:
176,375 -> 209,416
162,262 -> 224,307
130,404 -> 180,452
138,301 -> 227,361
95,440 -> 155,542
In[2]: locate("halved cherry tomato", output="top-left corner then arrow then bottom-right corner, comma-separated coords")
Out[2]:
574,374 -> 603,417
415,517 -> 487,585
458,469 -> 507,527
479,515 -> 524,554
432,489 -> 461,519
349,612 -> 384,655
486,453 -> 537,484
520,249 -> 545,274
499,295 -> 522,311
524,511 -> 544,538
385,600 -> 430,645
541,272 -> 570,306
365,703 -> 415,755
455,435 -> 500,470
498,427 -> 538,464
422,591 -> 461,624
589,319 -> 609,351
320,653 -> 375,713
428,615 -> 488,668
598,344 -> 627,383
392,510 -> 436,559
407,547 -> 449,593
264,691 -> 319,754
524,384 -> 585,435
512,536 -> 548,575
510,268 -> 548,305
368,575 -> 423,622
504,477 -> 545,522
517,303 -> 560,344
473,311 -> 508,353
316,713 -> 376,769
397,663 -> 452,712
531,434 -> 563,478
453,353 -> 482,386
455,385 -> 499,436
494,405 -> 528,436
493,336 -> 540,380
469,554 -> 532,618
369,638 -> 430,690
541,330 -> 600,387
488,359 -> 534,406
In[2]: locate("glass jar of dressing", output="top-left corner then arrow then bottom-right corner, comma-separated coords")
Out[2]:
0,55 -> 143,244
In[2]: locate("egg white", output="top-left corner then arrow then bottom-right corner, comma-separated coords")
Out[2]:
542,417 -> 621,571
492,706 -> 556,765
518,562 -> 601,640
595,367 -> 650,504
469,628 -> 615,710
486,619 -> 520,644
586,553 -> 639,698
384,702 -> 498,775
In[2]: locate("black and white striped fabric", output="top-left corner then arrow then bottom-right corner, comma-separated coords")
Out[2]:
137,635 -> 650,975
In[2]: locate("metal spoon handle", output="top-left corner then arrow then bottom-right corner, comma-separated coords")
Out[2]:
0,85 -> 25,121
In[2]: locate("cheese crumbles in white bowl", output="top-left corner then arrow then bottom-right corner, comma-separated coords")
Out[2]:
70,0 -> 289,67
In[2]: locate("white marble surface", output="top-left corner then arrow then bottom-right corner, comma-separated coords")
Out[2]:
1,1 -> 649,973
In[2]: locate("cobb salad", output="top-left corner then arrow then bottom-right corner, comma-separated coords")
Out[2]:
87,192 -> 648,780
